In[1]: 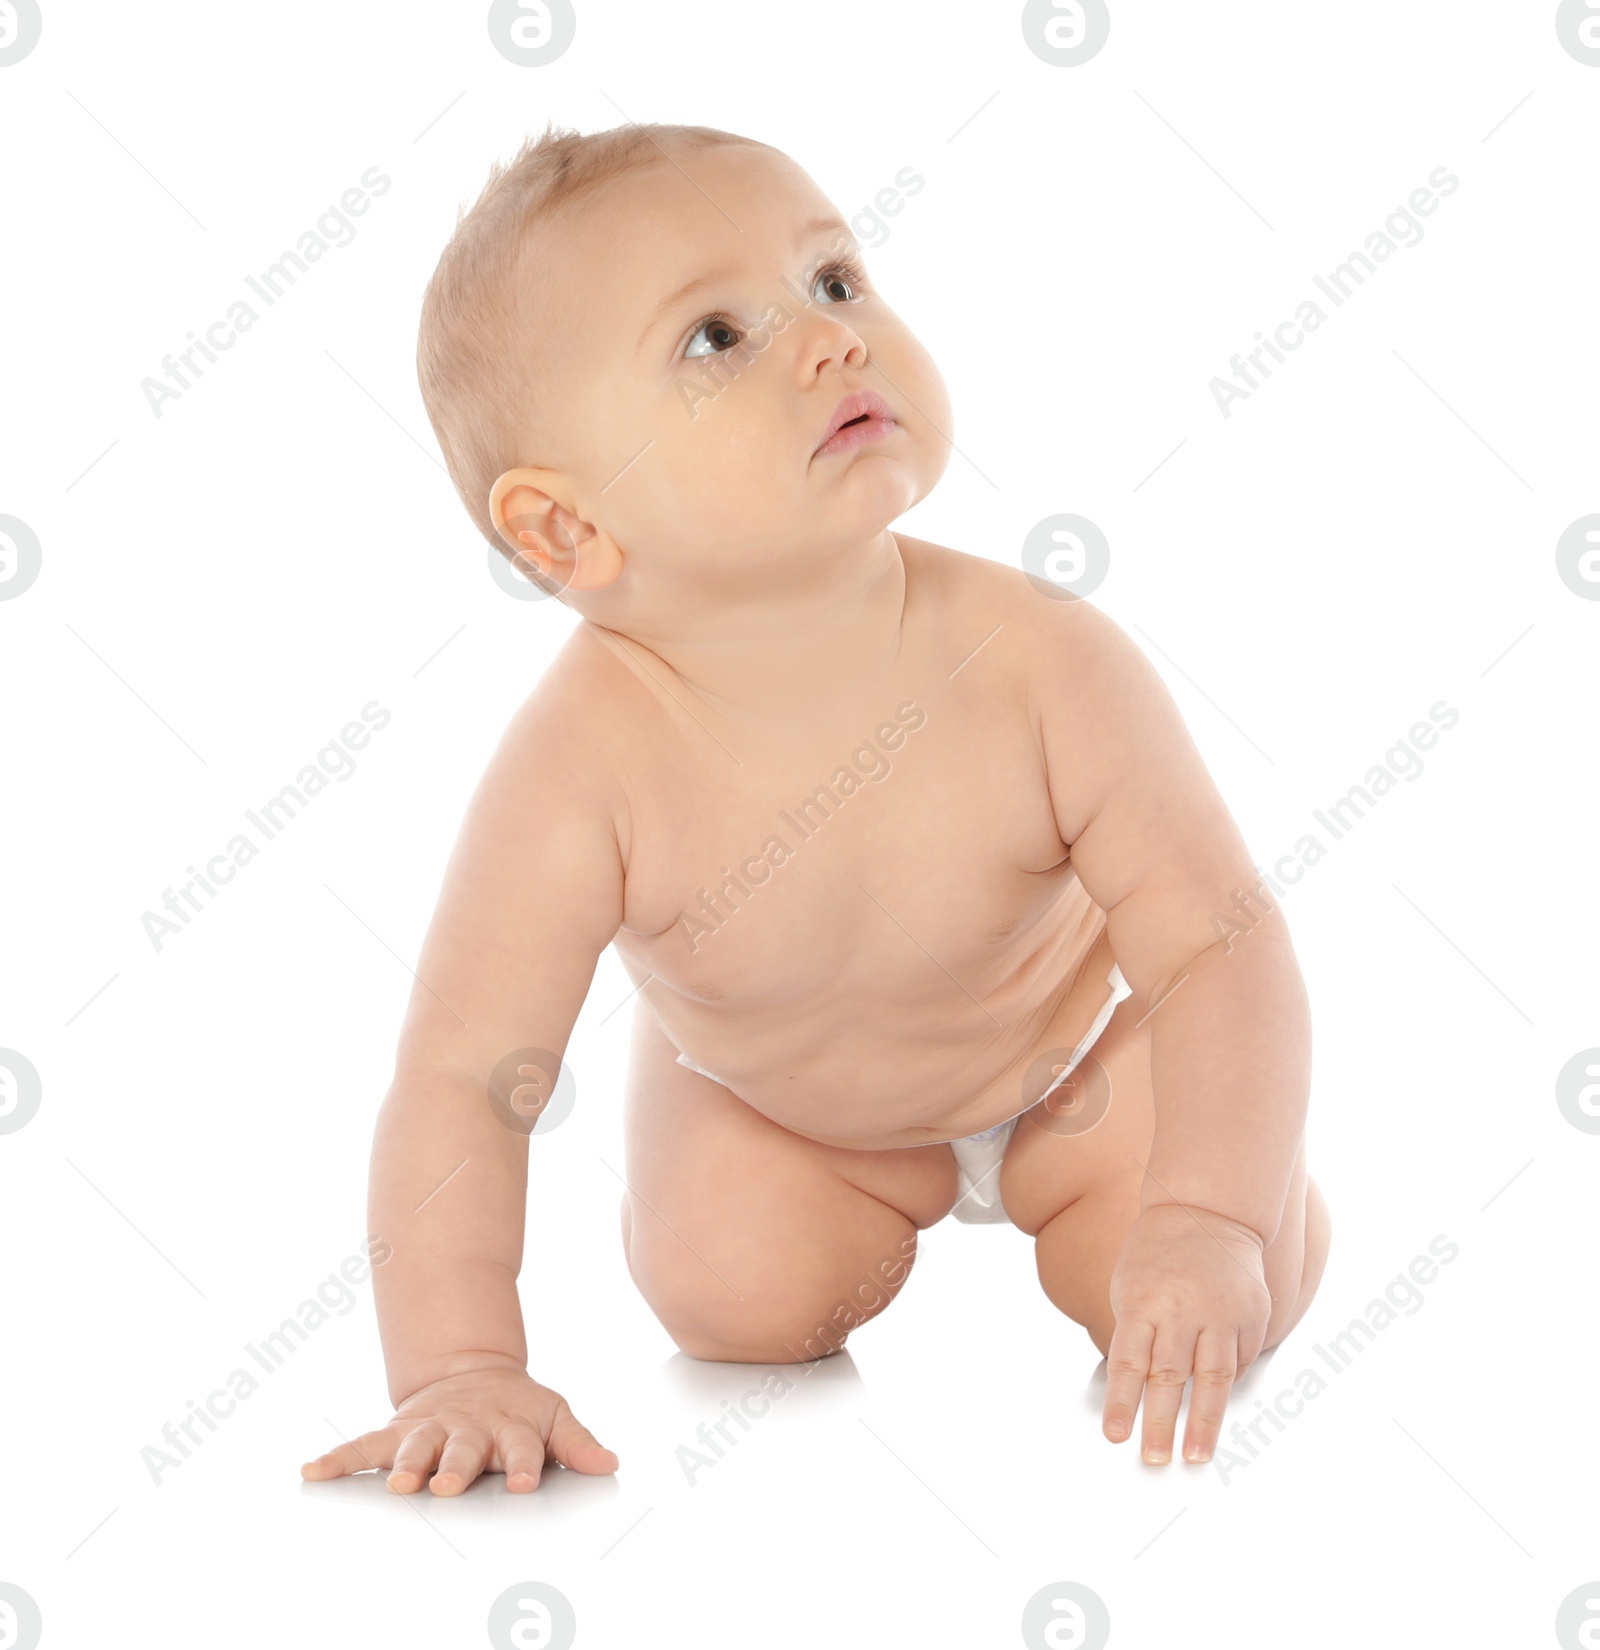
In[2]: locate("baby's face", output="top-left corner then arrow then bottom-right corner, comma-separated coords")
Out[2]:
529,143 -> 951,592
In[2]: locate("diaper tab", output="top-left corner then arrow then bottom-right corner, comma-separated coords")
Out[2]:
1037,960 -> 1132,1103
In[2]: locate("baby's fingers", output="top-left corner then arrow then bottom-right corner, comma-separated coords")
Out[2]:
498,1424 -> 548,1493
300,1428 -> 400,1482
1179,1327 -> 1239,1464
387,1421 -> 449,1493
430,1423 -> 495,1495
546,1400 -> 620,1476
1136,1329 -> 1194,1466
1102,1315 -> 1154,1446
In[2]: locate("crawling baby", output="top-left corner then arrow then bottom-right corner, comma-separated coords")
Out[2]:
301,120 -> 1330,1496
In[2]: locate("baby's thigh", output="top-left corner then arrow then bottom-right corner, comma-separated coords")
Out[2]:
620,1006 -> 954,1363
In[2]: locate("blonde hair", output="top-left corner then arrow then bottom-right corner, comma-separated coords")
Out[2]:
416,118 -> 774,561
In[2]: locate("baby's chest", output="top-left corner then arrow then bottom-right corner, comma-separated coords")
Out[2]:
617,702 -> 1076,1005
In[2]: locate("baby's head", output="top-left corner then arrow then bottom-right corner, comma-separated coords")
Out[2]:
416,121 -> 951,625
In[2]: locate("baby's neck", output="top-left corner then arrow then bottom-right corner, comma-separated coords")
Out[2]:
603,532 -> 909,723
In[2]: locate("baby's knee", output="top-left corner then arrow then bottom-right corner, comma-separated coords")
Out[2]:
663,1297 -> 859,1365
671,1324 -> 850,1364
645,1269 -> 885,1365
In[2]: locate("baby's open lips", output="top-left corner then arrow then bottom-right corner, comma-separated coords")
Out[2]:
814,389 -> 896,456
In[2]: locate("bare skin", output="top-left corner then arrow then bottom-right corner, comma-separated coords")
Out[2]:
302,139 -> 1329,1496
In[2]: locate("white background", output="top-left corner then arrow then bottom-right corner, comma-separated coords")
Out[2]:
2,2 -> 1596,1646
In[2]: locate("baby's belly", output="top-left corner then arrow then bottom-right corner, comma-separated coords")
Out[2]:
622,899 -> 1117,1150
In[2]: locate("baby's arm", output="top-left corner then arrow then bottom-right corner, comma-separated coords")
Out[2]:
302,686 -> 627,1495
1029,596 -> 1311,1448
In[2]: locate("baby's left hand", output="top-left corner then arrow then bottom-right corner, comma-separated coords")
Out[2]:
1101,1202 -> 1271,1465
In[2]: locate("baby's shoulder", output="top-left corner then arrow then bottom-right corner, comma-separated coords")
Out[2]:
900,532 -> 1109,667
478,620 -> 644,817
502,618 -> 655,737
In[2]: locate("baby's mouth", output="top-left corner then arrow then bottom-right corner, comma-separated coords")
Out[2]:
815,414 -> 896,459
814,389 -> 897,457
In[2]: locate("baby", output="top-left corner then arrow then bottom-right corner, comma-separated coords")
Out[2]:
301,120 -> 1330,1496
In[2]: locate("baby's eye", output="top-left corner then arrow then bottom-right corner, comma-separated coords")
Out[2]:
681,258 -> 868,360
812,257 -> 866,305
684,314 -> 743,360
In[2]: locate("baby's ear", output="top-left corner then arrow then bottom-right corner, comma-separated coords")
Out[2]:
488,469 -> 622,593
492,473 -> 568,575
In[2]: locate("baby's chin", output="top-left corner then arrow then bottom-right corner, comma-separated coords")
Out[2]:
743,497 -> 920,565
814,447 -> 932,515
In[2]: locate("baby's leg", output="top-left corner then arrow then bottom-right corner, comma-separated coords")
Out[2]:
999,993 -> 1331,1357
619,1004 -> 956,1363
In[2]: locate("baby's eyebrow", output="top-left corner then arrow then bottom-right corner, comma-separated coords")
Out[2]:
633,214 -> 854,354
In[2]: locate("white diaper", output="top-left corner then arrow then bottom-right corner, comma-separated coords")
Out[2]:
947,962 -> 1132,1226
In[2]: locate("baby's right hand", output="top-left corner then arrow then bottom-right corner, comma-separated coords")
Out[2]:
301,1365 -> 619,1495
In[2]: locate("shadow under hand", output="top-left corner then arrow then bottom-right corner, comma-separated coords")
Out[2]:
300,1458 -> 620,1519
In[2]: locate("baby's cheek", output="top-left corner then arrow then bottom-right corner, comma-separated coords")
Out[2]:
896,338 -> 953,433
620,431 -> 769,541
